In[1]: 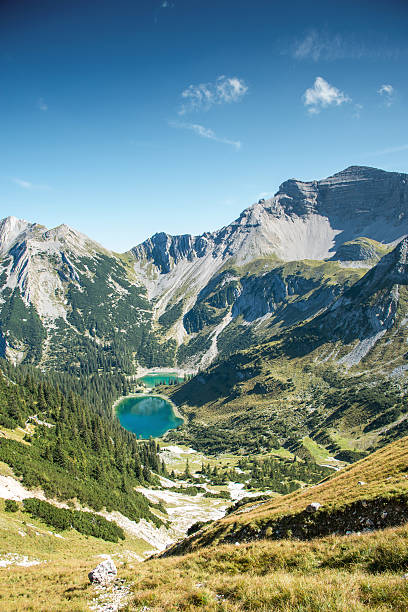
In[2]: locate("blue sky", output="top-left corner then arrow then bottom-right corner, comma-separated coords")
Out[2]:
0,0 -> 407,251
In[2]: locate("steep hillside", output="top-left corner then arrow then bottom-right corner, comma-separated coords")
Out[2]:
0,364 -> 165,524
163,435 -> 408,555
177,258 -> 365,367
280,236 -> 408,366
165,237 -> 408,456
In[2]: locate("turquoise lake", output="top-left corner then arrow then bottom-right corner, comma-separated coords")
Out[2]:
138,372 -> 184,387
116,395 -> 183,439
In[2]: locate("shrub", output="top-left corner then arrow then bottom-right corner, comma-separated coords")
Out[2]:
4,499 -> 18,512
23,498 -> 125,542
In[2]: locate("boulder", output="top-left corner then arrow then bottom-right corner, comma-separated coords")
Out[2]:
88,558 -> 117,584
306,502 -> 321,513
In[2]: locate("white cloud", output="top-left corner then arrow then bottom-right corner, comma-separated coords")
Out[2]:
378,84 -> 394,96
293,31 -> 345,61
368,144 -> 408,157
38,98 -> 48,111
303,77 -> 351,114
377,84 -> 395,106
291,30 -> 402,61
13,178 -> 51,190
179,75 -> 248,114
170,121 -> 241,150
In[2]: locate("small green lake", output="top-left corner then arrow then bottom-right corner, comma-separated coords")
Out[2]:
116,395 -> 183,439
138,372 -> 184,387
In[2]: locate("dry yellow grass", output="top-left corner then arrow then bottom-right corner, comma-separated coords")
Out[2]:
0,559 -> 93,612
123,523 -> 408,611
2,525 -> 408,610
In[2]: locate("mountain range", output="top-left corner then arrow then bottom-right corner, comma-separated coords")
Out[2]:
1,165 -> 408,375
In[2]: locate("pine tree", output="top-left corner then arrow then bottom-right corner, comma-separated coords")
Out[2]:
183,459 -> 191,480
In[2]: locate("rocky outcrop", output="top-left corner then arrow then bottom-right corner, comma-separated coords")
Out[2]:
162,493 -> 408,556
0,217 -> 34,255
330,238 -> 386,263
132,232 -> 211,274
88,558 -> 117,584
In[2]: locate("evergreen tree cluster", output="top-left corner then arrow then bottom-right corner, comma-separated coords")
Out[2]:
1,359 -> 132,418
199,456 -> 331,495
238,456 -> 331,494
0,362 -> 167,526
23,498 -> 125,542
0,287 -> 45,363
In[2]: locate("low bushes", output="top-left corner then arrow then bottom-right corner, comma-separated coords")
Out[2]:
23,498 -> 125,543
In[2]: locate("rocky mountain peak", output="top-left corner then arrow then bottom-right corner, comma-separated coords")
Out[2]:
0,216 -> 33,255
130,165 -> 408,292
330,165 -> 386,177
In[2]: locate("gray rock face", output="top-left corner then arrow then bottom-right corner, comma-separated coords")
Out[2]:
340,237 -> 408,302
88,558 -> 117,584
231,269 -> 340,323
132,232 -> 211,274
132,166 -> 408,274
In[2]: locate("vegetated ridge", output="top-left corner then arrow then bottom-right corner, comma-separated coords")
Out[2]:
162,435 -> 408,555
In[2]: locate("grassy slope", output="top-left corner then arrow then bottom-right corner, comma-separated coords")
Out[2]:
165,436 -> 408,555
3,526 -> 408,610
3,437 -> 407,611
2,438 -> 408,610
126,525 -> 408,611
167,276 -> 408,456
0,474 -> 408,612
0,498 -> 151,612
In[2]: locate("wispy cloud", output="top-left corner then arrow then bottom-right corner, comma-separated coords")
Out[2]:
291,30 -> 402,61
353,103 -> 363,119
293,31 -> 346,61
303,77 -> 351,114
377,84 -> 395,107
256,191 -> 273,201
170,121 -> 241,150
37,98 -> 48,111
154,0 -> 174,24
12,178 -> 51,190
179,75 -> 248,114
367,144 -> 408,157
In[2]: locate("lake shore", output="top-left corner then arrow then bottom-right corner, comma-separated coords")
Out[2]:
112,391 -> 185,430
135,366 -> 196,377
